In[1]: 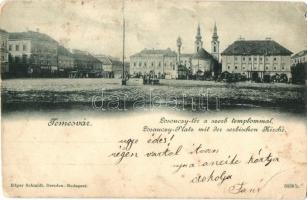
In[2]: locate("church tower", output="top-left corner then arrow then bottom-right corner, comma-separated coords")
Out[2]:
194,24 -> 203,53
211,22 -> 219,61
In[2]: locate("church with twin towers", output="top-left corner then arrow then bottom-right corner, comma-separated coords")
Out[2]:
129,23 -> 220,79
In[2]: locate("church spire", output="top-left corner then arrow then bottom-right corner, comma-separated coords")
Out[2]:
211,22 -> 219,61
196,23 -> 202,40
212,21 -> 218,39
194,23 -> 203,53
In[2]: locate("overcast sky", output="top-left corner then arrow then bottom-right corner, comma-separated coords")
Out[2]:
0,0 -> 306,59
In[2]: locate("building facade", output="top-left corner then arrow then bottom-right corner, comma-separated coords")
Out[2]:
109,58 -> 129,79
191,49 -> 217,75
291,50 -> 307,82
177,24 -> 219,78
221,39 -> 293,80
94,54 -> 113,77
130,48 -> 177,79
0,29 -> 9,75
71,49 -> 102,77
57,45 -> 74,76
94,55 -> 129,78
129,24 -> 219,80
291,50 -> 307,65
8,31 -> 58,77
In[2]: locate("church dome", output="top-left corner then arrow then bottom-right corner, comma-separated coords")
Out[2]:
193,48 -> 216,61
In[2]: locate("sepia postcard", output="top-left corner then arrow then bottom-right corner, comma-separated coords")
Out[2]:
0,0 -> 306,198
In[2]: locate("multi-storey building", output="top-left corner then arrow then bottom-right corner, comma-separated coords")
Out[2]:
221,39 -> 293,80
291,50 -> 307,82
57,45 -> 74,72
0,29 -> 9,76
177,24 -> 219,77
111,59 -> 129,79
94,55 -> 129,78
8,31 -> 58,77
94,54 -> 113,77
130,24 -> 219,79
130,48 -> 177,79
72,49 -> 102,77
291,50 -> 307,65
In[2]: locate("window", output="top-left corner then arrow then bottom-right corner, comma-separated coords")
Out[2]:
227,66 -> 230,69
259,57 -> 263,61
281,66 -> 284,70
151,62 -> 154,67
249,57 -> 251,61
234,56 -> 238,61
139,62 -> 141,67
9,45 -> 12,51
265,57 -> 269,61
235,66 -> 238,69
273,67 -> 276,70
214,46 -> 216,52
242,66 -> 245,70
16,45 -> 19,51
158,62 -> 161,67
144,62 -> 146,67
23,44 -> 27,51
242,57 -> 245,61
274,57 -> 277,61
266,66 -> 269,70
134,62 -> 136,67
254,57 -> 257,61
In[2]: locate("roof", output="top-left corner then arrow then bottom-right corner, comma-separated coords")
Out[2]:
94,55 -> 112,65
291,50 -> 307,59
109,58 -> 122,66
193,48 -> 217,61
131,48 -> 177,57
112,61 -> 130,71
221,40 -> 293,56
58,45 -> 72,56
110,57 -> 130,68
93,54 -> 130,68
181,53 -> 193,57
0,28 -> 8,33
73,50 -> 102,63
9,31 -> 58,43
